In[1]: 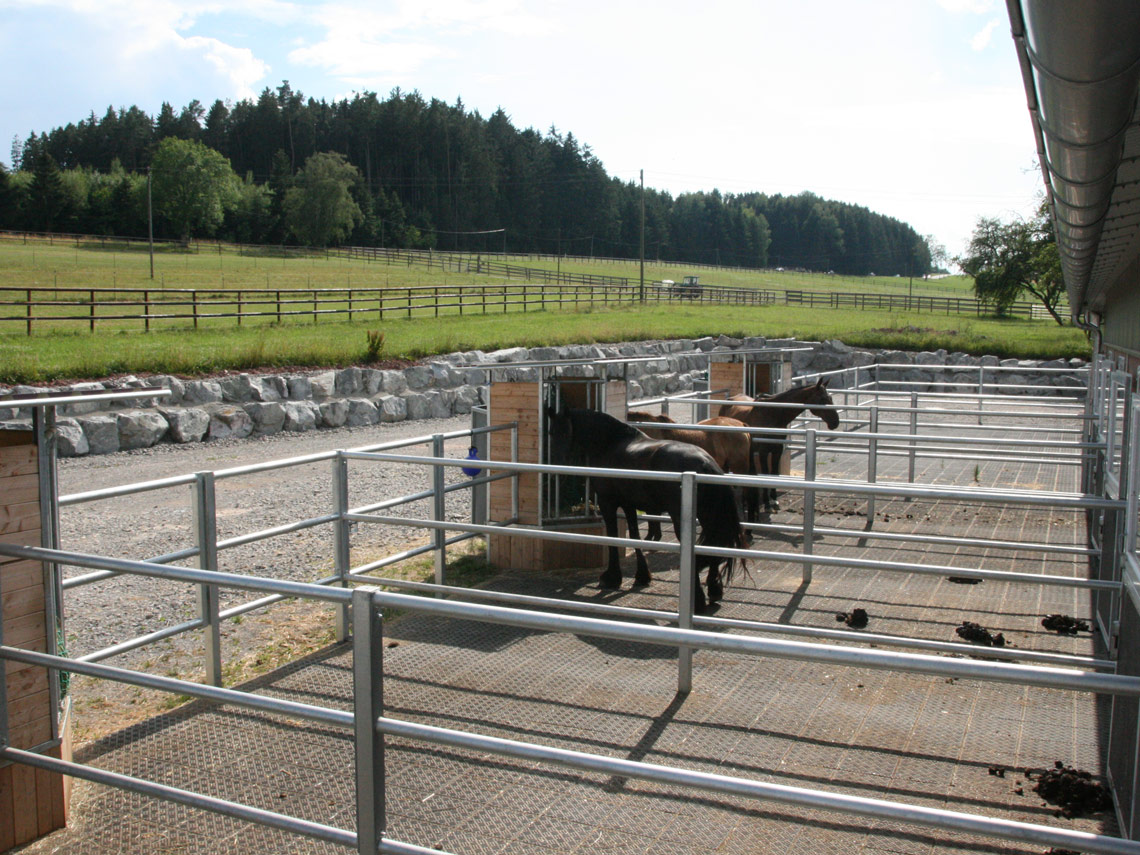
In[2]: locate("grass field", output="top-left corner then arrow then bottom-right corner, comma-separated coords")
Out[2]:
0,236 -> 1088,383
0,235 -> 973,297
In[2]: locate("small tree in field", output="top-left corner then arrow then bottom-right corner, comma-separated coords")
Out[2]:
957,202 -> 1067,325
283,152 -> 362,247
150,137 -> 240,242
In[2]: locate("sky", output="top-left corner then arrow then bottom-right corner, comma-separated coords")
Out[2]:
0,0 -> 1044,258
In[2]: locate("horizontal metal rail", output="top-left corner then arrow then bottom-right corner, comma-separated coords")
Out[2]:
3,542 -> 1131,855
374,715 -> 1137,855
345,450 -> 1124,509
346,574 -> 1111,669
57,423 -> 511,506
751,520 -> 1094,557
350,509 -> 1113,591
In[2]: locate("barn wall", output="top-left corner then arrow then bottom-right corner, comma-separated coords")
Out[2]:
1103,255 -> 1140,371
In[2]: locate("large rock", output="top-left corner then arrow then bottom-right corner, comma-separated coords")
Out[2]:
160,407 -> 210,443
54,418 -> 89,456
376,395 -> 407,423
335,368 -> 363,396
244,402 -> 286,436
77,415 -> 120,454
453,386 -> 480,414
287,375 -> 312,400
207,405 -> 254,441
283,401 -> 320,432
425,390 -> 454,419
221,374 -> 282,403
320,400 -> 349,428
310,371 -> 336,399
404,365 -> 433,390
345,398 -> 379,426
403,393 -> 431,421
117,410 -> 169,450
182,380 -> 224,405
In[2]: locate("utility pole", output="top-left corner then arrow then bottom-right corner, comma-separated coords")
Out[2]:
147,167 -> 154,280
639,169 -> 645,303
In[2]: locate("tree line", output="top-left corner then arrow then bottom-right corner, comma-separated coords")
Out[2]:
2,84 -> 934,275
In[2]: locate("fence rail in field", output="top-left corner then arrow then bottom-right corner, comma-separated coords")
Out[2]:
0,281 -> 1055,334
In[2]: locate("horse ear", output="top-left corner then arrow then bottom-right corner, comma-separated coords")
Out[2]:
818,377 -> 830,388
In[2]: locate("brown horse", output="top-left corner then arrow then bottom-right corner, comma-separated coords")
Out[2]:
547,407 -> 749,613
717,378 -> 840,511
628,411 -> 759,525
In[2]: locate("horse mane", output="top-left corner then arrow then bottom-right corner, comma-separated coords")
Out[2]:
762,378 -> 827,402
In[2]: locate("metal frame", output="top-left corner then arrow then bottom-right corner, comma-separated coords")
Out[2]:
6,363 -> 1140,854
3,543 -> 1140,855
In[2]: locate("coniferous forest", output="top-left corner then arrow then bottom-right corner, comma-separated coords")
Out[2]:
1,84 -> 933,276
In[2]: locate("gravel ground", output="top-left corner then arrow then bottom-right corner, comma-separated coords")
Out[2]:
54,414 -> 478,735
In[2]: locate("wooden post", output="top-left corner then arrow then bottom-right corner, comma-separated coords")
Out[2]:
143,290 -> 150,333
192,290 -> 199,330
88,290 -> 95,333
0,429 -> 68,849
25,289 -> 31,336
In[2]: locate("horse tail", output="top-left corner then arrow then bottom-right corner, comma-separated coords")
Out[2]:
696,482 -> 748,588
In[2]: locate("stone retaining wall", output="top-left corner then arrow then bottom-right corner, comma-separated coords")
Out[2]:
0,337 -> 1088,457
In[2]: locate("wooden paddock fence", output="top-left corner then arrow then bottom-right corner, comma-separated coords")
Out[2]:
0,279 -> 1056,335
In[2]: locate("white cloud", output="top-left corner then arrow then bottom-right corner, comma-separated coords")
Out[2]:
970,17 -> 1002,51
936,0 -> 997,13
287,0 -> 551,80
186,36 -> 270,99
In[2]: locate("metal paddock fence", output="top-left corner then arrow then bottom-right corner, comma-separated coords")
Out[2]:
2,360 -> 1140,854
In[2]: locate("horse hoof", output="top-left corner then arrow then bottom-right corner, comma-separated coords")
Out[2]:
708,585 -> 724,604
633,575 -> 651,587
599,573 -> 622,590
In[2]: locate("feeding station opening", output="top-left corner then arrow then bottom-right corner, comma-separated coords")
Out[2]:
484,357 -> 629,572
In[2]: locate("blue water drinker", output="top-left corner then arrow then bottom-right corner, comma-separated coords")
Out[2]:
461,446 -> 481,477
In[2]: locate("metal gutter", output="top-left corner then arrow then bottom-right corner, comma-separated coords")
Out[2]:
1006,0 -> 1140,316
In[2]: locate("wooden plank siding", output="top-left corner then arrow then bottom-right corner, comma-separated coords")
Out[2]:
1,428 -> 67,851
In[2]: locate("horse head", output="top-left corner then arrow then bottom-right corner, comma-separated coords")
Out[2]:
808,378 -> 841,430
545,406 -> 577,466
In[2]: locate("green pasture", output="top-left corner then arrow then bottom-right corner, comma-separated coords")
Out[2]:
0,301 -> 1091,384
0,235 -> 971,298
0,236 -> 1086,383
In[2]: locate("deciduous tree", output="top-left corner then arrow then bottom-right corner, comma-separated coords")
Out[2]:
957,202 -> 1066,324
283,152 -> 362,246
150,137 -> 240,242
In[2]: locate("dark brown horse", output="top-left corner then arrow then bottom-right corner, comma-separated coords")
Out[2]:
627,411 -> 759,524
546,407 -> 749,613
717,378 -> 840,511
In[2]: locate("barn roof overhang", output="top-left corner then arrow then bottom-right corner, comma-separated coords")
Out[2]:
1006,0 -> 1140,320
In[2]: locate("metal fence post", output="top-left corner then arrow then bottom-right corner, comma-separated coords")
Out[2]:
511,424 -> 520,523
866,407 -> 878,524
978,365 -> 986,425
908,391 -> 919,490
432,434 -> 447,588
677,472 -> 696,694
193,472 -> 222,687
803,430 -> 817,584
333,452 -> 351,642
352,587 -> 385,855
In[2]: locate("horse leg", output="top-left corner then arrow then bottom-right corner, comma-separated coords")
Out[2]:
704,558 -> 724,605
597,498 -> 624,590
769,445 -> 783,511
623,504 -> 652,587
645,518 -> 663,542
669,511 -> 708,614
755,443 -> 775,513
